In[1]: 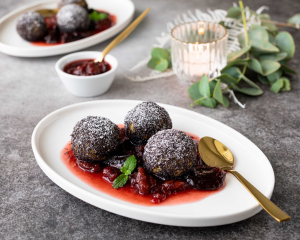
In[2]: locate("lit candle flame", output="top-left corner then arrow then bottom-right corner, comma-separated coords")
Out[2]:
198,27 -> 205,35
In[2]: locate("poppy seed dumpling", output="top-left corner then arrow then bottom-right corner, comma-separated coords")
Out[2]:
143,129 -> 197,179
71,116 -> 120,162
58,0 -> 88,9
16,12 -> 47,41
124,101 -> 172,145
56,4 -> 90,33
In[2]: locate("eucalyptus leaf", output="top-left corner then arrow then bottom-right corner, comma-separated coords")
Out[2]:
227,45 -> 251,62
287,13 -> 300,24
267,70 -> 283,84
237,33 -> 246,48
199,98 -> 217,108
275,32 -> 295,60
262,22 -> 278,34
258,13 -> 271,20
282,77 -> 291,91
226,7 -> 241,18
248,59 -> 263,74
147,59 -> 156,69
258,74 -> 269,84
221,67 -> 241,79
252,41 -> 279,53
222,59 -> 249,70
268,33 -> 276,45
280,65 -> 297,75
209,80 -> 217,93
260,60 -> 281,76
188,81 -> 201,100
151,48 -> 169,61
155,59 -> 168,72
198,75 -> 211,97
270,78 -> 284,93
259,52 -> 287,62
241,74 -> 263,90
248,25 -> 269,42
213,80 -> 229,107
218,74 -> 239,86
233,85 -> 263,96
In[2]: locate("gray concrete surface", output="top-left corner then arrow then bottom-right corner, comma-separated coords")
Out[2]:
1,0 -> 300,239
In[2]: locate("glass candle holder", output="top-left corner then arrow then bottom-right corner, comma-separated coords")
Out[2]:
171,21 -> 228,86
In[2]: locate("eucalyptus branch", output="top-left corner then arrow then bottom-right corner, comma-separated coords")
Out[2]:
260,19 -> 300,30
238,0 -> 249,82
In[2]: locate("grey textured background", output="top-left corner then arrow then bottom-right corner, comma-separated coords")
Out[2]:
1,0 -> 300,239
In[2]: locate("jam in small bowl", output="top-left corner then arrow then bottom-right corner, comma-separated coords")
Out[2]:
55,51 -> 118,97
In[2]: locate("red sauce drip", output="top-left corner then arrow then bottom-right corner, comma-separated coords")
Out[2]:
61,125 -> 224,206
63,59 -> 111,76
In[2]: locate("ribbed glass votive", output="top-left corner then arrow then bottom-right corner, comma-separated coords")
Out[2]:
171,21 -> 228,85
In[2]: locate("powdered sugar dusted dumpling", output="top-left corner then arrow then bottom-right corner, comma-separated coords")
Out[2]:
58,0 -> 88,9
57,4 -> 90,33
16,12 -> 47,41
124,101 -> 172,145
71,116 -> 120,162
143,129 -> 197,179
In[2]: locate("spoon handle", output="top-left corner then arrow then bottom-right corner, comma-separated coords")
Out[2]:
95,7 -> 151,62
227,169 -> 291,222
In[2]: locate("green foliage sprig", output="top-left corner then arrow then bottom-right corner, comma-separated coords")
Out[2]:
89,11 -> 108,21
113,155 -> 137,189
148,1 -> 298,109
148,48 -> 172,71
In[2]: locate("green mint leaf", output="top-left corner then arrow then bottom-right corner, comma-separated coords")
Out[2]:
89,11 -> 107,21
113,174 -> 128,189
123,155 -> 137,174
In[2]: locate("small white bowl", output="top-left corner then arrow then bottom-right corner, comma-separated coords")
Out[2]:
55,51 -> 118,97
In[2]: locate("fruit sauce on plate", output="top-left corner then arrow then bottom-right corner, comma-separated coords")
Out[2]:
63,59 -> 111,76
61,125 -> 226,206
31,9 -> 116,46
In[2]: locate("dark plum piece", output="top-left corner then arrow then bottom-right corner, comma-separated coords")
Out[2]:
124,101 -> 172,145
16,12 -> 47,42
185,166 -> 226,190
103,167 -> 121,182
77,160 -> 101,172
129,167 -> 157,195
103,155 -> 131,169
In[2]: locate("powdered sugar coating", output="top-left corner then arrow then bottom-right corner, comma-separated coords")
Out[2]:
58,0 -> 87,9
143,129 -> 197,179
57,4 -> 90,33
71,116 -> 120,162
16,12 -> 47,41
124,101 -> 172,145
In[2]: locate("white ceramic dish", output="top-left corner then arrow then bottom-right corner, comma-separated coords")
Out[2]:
0,0 -> 134,57
31,100 -> 275,227
55,51 -> 118,97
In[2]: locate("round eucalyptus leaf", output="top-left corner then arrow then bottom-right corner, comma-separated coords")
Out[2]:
248,59 -> 263,74
275,32 -> 295,60
260,60 -> 281,76
259,52 -> 287,62
249,25 -> 269,42
154,59 -> 168,72
252,41 -> 279,53
270,78 -> 284,93
267,70 -> 283,84
287,13 -> 300,24
226,7 -> 241,18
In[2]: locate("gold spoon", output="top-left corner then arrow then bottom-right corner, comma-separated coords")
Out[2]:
198,136 -> 291,222
94,7 -> 151,63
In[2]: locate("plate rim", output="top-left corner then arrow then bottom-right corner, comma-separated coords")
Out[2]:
31,99 -> 275,226
0,0 -> 135,57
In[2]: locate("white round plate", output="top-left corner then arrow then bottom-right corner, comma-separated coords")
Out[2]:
0,0 -> 134,57
31,100 -> 275,227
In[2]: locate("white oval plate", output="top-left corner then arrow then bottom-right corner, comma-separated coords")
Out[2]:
0,0 -> 134,57
31,100 -> 275,227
